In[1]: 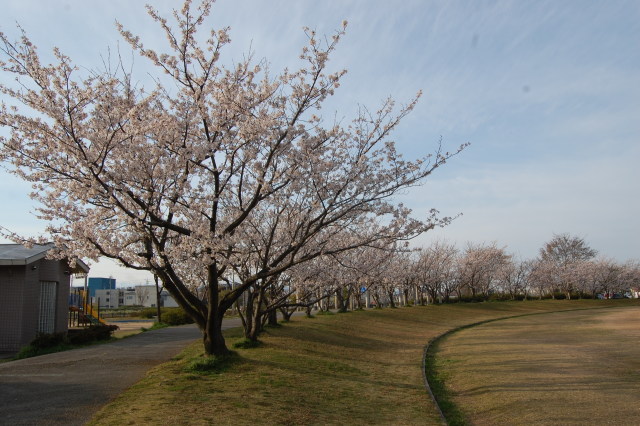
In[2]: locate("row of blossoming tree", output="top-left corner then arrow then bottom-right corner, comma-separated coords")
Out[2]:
0,1 -> 466,356
261,234 -> 639,326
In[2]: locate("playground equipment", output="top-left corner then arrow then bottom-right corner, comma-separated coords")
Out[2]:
68,288 -> 106,327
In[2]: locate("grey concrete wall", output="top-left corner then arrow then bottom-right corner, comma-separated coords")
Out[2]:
0,266 -> 26,351
20,264 -> 39,348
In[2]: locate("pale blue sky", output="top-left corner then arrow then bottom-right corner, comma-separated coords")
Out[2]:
1,0 -> 639,285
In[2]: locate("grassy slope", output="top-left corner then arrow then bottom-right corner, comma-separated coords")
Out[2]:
434,303 -> 640,425
88,299 -> 639,426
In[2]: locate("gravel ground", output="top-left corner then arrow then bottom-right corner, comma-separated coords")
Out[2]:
0,319 -> 241,425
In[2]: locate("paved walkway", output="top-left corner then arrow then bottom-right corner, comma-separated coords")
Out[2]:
0,319 -> 242,425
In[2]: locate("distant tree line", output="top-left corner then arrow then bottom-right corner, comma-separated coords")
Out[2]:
232,233 -> 639,341
284,233 -> 639,308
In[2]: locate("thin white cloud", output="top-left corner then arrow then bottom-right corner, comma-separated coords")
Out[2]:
410,146 -> 640,261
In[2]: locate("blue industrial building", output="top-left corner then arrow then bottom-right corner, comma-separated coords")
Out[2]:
87,277 -> 116,297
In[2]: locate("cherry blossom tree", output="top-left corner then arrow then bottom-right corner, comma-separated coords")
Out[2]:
621,261 -> 640,298
528,260 -> 554,299
321,242 -> 398,311
322,251 -> 361,313
573,260 -> 599,298
574,257 -> 634,299
537,234 -> 597,299
0,1 -> 464,356
498,258 -> 533,300
591,258 -> 624,298
539,234 -> 597,265
282,259 -> 336,318
394,250 -> 421,306
456,242 -> 510,300
416,240 -> 458,303
375,249 -> 412,308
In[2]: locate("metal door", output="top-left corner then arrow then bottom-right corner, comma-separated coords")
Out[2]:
38,281 -> 57,334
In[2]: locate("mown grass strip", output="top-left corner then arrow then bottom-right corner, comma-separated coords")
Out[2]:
423,303 -> 640,425
432,305 -> 640,425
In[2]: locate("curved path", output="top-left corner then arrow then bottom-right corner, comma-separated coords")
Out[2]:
0,319 -> 241,425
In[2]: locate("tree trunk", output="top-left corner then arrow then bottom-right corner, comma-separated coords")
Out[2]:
203,264 -> 230,356
428,289 -> 438,305
154,274 -> 162,323
336,287 -> 348,313
203,320 -> 229,357
156,265 -> 236,357
246,315 -> 262,341
387,290 -> 396,308
244,293 -> 263,341
357,291 -> 366,309
372,292 -> 382,308
245,286 -> 268,341
267,309 -> 278,326
203,301 -> 228,357
279,307 -> 293,321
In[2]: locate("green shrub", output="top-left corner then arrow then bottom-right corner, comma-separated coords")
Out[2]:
486,293 -> 527,302
140,307 -> 158,319
16,326 -> 117,360
161,307 -> 195,325
455,294 -> 487,303
140,307 -> 194,324
67,324 -> 119,344
17,342 -> 72,359
30,332 -> 68,349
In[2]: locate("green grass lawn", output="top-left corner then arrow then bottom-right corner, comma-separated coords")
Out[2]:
432,304 -> 640,425
88,299 -> 639,425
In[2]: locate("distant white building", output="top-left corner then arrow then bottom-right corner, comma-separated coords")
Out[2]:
95,285 -> 178,308
135,285 -> 155,307
123,289 -> 137,306
95,289 -> 122,309
161,291 -> 179,307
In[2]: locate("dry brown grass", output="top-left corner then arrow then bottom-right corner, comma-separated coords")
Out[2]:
88,299 -> 638,425
436,305 -> 640,425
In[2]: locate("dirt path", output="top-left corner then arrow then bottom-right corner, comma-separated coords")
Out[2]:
0,319 -> 242,425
